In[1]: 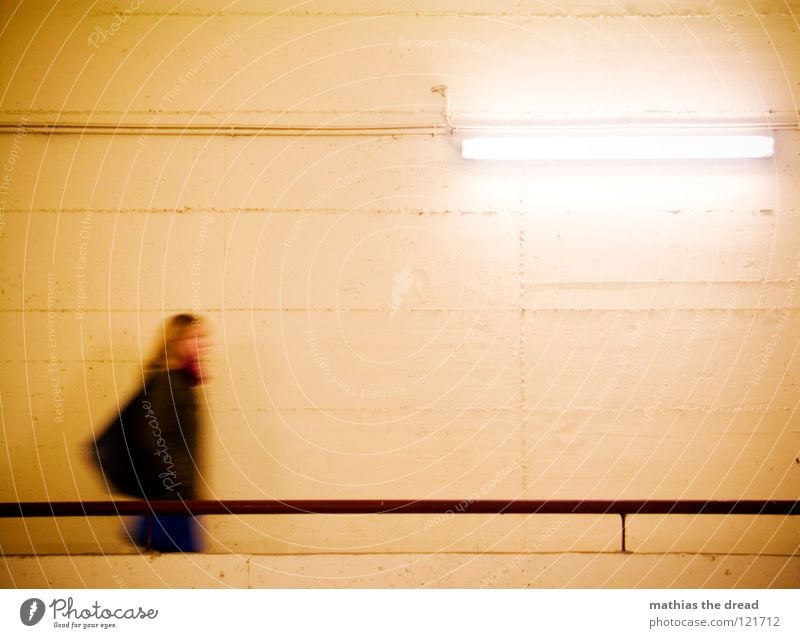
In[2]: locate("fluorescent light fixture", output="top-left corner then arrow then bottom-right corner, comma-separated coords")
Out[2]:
461,135 -> 774,160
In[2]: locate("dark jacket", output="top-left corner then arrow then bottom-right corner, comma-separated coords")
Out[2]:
94,367 -> 199,500
131,368 -> 199,500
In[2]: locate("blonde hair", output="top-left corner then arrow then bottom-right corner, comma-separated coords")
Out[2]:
146,313 -> 204,375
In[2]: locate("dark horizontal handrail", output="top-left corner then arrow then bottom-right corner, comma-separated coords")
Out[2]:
1,499 -> 798,517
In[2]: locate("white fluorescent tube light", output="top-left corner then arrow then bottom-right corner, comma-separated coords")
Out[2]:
461,135 -> 774,160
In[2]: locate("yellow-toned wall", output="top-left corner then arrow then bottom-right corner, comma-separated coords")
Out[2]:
1,1 -> 798,587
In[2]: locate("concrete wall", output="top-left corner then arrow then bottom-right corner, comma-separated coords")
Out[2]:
1,1 -> 798,587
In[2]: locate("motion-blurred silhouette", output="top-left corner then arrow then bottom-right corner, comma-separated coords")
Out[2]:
90,313 -> 210,552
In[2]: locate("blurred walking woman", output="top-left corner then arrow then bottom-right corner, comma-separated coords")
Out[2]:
93,314 -> 209,552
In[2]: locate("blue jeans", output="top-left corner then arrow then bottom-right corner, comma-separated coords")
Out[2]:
132,514 -> 200,552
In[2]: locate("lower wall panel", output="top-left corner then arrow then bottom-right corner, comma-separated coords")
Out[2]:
2,553 -> 797,588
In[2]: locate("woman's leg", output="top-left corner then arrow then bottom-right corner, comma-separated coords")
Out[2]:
147,514 -> 200,552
